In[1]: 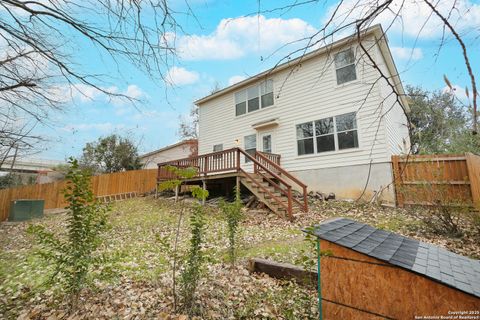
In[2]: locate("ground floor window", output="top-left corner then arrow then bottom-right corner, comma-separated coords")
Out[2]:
296,112 -> 358,155
244,134 -> 256,162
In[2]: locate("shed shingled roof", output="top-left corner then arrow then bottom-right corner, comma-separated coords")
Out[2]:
307,218 -> 480,298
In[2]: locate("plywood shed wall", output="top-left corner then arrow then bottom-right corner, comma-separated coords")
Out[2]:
319,241 -> 479,319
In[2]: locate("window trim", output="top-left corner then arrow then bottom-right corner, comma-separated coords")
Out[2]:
295,112 -> 360,157
234,79 -> 274,117
333,47 -> 359,87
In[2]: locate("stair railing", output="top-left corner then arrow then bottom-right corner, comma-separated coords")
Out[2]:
254,151 -> 308,212
237,148 -> 294,220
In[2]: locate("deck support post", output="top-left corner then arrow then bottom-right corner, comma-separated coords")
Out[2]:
174,185 -> 179,203
202,180 -> 206,205
236,175 -> 241,199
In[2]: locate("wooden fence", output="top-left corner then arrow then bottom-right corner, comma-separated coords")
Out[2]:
392,153 -> 480,209
0,169 -> 157,221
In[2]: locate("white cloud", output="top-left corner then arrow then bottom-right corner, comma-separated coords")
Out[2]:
62,122 -> 124,133
323,0 -> 480,39
166,66 -> 200,86
50,83 -> 145,107
174,15 -> 317,61
390,47 -> 423,61
228,75 -> 246,86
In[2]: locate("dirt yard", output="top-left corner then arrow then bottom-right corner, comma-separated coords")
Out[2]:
1,197 -> 478,319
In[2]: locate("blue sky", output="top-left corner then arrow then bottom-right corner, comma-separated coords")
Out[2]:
35,0 -> 480,161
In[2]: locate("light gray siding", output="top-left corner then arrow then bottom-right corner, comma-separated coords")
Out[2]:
198,36 -> 399,175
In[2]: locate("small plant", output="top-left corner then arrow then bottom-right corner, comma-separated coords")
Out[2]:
158,165 -> 209,314
219,188 -> 243,267
179,197 -> 208,315
27,158 -> 110,305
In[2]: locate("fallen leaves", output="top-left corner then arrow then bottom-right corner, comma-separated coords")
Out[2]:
1,196 -> 478,319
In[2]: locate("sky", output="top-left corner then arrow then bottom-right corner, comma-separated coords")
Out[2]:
31,0 -> 480,161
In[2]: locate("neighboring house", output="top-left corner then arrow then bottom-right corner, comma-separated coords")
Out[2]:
0,158 -> 66,185
140,139 -> 198,169
194,24 -> 410,202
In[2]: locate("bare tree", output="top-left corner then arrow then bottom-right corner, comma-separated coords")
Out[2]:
252,0 -> 478,135
244,0 -> 478,201
0,0 -> 184,164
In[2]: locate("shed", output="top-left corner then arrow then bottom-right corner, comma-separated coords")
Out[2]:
307,218 -> 480,319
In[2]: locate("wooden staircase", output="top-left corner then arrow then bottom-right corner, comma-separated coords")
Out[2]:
240,173 -> 304,218
157,147 -> 308,221
238,150 -> 308,221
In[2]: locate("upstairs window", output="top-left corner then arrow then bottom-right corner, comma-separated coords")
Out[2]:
244,134 -> 256,162
235,80 -> 274,116
260,80 -> 274,108
247,86 -> 260,112
296,112 -> 359,156
334,48 -> 357,85
235,91 -> 247,116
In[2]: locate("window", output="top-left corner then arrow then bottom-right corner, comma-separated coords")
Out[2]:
235,91 -> 247,116
296,122 -> 314,155
247,86 -> 260,112
260,80 -> 274,108
335,112 -> 358,150
235,80 -> 274,116
262,134 -> 272,153
213,144 -> 223,160
334,48 -> 356,85
315,117 -> 335,152
213,144 -> 223,152
244,134 -> 256,162
296,112 -> 359,155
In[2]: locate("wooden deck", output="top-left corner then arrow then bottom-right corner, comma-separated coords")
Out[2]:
157,148 -> 308,220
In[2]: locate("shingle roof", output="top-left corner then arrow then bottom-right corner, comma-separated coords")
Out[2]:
306,218 -> 480,298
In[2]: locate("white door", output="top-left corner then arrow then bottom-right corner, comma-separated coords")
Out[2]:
260,132 -> 273,154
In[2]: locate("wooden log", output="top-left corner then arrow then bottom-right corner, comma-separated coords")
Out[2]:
248,258 -> 317,286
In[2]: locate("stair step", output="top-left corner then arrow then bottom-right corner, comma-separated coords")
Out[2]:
264,192 -> 283,199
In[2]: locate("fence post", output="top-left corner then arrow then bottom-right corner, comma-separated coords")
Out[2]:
287,186 -> 293,221
465,153 -> 480,211
303,185 -> 308,213
391,155 -> 404,207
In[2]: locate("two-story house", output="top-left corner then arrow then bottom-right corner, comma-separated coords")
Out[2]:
158,24 -> 410,218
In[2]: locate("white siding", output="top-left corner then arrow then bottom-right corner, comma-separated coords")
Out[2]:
375,45 -> 411,156
140,144 -> 194,169
198,37 -> 397,173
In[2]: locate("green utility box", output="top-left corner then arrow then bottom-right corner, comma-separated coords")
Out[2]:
9,199 -> 45,221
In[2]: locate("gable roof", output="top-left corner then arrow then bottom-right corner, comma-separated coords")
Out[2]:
139,139 -> 197,159
194,24 -> 409,111
306,218 -> 480,298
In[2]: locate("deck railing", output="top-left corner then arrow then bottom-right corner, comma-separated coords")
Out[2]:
157,148 -> 308,218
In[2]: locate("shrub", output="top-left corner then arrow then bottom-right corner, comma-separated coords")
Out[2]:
219,189 -> 243,267
158,165 -> 209,314
28,158 -> 110,303
179,200 -> 207,314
